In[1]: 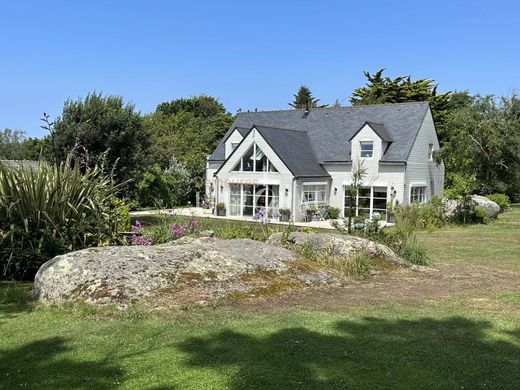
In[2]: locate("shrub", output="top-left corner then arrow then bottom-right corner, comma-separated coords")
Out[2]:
401,242 -> 430,265
130,216 -> 200,245
486,193 -> 510,212
473,207 -> 488,224
326,206 -> 340,219
216,202 -> 225,210
0,161 -> 127,280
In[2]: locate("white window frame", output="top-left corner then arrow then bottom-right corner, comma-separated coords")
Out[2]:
231,143 -> 279,173
410,186 -> 427,204
228,183 -> 280,218
344,185 -> 388,220
360,141 -> 374,158
301,184 -> 327,207
428,143 -> 434,161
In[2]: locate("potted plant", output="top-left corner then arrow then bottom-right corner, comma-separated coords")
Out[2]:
306,205 -> 317,221
326,206 -> 340,220
279,208 -> 291,222
216,202 -> 226,216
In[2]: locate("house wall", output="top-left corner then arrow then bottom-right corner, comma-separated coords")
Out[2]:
224,129 -> 244,159
350,124 -> 383,181
405,109 -> 445,204
213,127 -> 295,215
205,161 -> 221,202
322,163 -> 405,217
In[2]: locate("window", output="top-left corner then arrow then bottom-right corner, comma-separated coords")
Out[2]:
428,143 -> 434,161
344,186 -> 388,220
231,144 -> 278,172
231,142 -> 239,151
360,141 -> 374,158
410,186 -> 426,203
302,184 -> 327,207
228,184 -> 280,217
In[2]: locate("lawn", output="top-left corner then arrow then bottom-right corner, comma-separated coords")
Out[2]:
1,208 -> 519,389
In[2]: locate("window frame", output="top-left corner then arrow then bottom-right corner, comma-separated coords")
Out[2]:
360,141 -> 374,158
428,143 -> 434,161
410,186 -> 427,204
301,184 -> 327,207
231,143 -> 279,173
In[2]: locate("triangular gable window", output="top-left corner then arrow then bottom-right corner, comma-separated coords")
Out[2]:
230,143 -> 278,172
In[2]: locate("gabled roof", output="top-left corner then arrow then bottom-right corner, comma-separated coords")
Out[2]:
208,102 -> 430,165
349,121 -> 393,143
254,126 -> 330,177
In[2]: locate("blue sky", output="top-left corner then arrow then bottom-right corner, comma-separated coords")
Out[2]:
1,0 -> 519,137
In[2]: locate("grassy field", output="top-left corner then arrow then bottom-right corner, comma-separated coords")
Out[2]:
1,208 -> 519,389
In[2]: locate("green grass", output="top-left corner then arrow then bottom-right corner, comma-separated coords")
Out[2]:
1,208 -> 519,389
420,205 -> 520,269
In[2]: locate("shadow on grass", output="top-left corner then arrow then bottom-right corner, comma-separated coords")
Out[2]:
0,282 -> 34,322
0,337 -> 125,389
179,316 -> 520,389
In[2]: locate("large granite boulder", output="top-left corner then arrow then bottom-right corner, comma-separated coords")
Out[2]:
267,232 -> 405,265
33,237 -> 338,307
443,195 -> 500,219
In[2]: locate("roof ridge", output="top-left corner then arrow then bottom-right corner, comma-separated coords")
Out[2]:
238,101 -> 430,115
253,124 -> 306,133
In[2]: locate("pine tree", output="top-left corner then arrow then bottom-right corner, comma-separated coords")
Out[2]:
289,85 -> 321,109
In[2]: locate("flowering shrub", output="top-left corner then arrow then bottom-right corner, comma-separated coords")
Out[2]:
171,220 -> 200,239
130,218 -> 200,245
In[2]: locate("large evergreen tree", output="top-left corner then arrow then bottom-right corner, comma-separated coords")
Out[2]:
351,69 -> 451,140
289,85 -> 321,109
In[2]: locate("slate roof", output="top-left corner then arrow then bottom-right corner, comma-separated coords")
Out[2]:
254,126 -> 329,177
209,102 -> 431,170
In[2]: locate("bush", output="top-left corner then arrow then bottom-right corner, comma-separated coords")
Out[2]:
473,207 -> 488,224
486,193 -> 510,212
130,216 -> 200,245
326,206 -> 340,219
401,242 -> 430,265
0,161 -> 127,280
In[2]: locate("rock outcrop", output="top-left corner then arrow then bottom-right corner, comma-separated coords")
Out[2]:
267,232 -> 405,265
443,195 -> 500,219
33,237 -> 339,307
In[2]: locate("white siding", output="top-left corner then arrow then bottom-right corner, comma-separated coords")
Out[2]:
224,129 -> 244,159
405,109 -> 445,204
350,124 -> 383,181
214,127 -> 295,216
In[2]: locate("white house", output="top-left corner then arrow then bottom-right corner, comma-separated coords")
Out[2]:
206,102 -> 444,222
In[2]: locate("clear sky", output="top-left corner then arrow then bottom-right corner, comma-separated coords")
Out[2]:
1,0 -> 519,137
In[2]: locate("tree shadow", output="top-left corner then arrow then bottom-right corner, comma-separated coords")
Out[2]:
0,337 -> 125,389
178,316 -> 520,389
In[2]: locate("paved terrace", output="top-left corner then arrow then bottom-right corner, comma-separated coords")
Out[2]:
130,207 -> 338,230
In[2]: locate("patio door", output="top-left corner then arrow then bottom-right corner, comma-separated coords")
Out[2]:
229,184 -> 279,218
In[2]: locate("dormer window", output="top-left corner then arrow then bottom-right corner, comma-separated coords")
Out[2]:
360,141 -> 374,158
231,142 -> 239,151
428,143 -> 434,161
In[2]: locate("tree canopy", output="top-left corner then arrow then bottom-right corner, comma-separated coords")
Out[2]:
351,69 -> 452,138
289,85 -> 322,109
47,92 -> 149,194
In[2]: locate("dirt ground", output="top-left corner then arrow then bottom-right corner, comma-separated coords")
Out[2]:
227,261 -> 520,312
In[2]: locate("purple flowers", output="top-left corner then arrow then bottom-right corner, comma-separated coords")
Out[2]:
130,218 -> 200,245
172,220 -> 200,238
130,235 -> 154,246
367,247 -> 377,255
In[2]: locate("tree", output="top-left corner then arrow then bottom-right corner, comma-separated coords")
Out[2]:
289,85 -> 322,109
47,92 -> 149,195
438,94 -> 520,197
136,157 -> 193,208
0,129 -> 43,160
351,69 -> 451,140
156,95 -> 226,118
